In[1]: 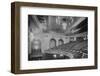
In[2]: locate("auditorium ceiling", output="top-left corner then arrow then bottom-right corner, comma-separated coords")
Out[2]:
28,15 -> 88,35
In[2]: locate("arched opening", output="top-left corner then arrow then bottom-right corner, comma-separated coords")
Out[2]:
49,38 -> 56,49
58,39 -> 64,46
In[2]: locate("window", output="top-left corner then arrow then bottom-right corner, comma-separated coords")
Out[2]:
58,39 -> 64,45
49,39 -> 56,48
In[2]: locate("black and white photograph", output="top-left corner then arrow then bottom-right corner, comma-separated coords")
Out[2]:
11,2 -> 97,74
28,15 -> 88,61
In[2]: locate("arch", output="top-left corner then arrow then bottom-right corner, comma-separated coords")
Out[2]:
49,38 -> 56,49
58,39 -> 64,46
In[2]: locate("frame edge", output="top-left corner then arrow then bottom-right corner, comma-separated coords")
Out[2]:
11,2 -> 16,73
11,2 -> 98,74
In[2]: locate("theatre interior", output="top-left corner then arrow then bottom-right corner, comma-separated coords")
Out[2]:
28,15 -> 88,60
